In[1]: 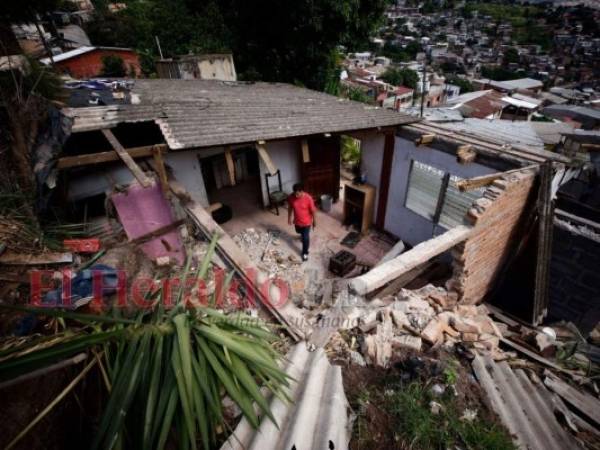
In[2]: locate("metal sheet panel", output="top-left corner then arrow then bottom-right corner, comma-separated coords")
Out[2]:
472,354 -> 581,450
221,343 -> 350,450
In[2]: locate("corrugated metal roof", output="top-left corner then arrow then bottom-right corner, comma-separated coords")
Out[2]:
437,118 -> 547,150
221,343 -> 350,450
472,354 -> 581,450
64,79 -> 416,149
40,46 -> 134,65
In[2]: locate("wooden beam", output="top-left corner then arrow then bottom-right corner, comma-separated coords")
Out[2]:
255,142 -> 277,175
456,144 -> 477,164
57,144 -> 167,169
301,139 -> 311,163
101,129 -> 152,187
152,145 -> 169,194
0,252 -> 73,265
376,132 -> 395,228
544,372 -> 600,426
349,225 -> 472,295
415,134 -> 435,146
224,147 -> 236,186
456,164 -> 539,192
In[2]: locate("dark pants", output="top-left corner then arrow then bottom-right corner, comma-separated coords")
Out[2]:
295,225 -> 310,256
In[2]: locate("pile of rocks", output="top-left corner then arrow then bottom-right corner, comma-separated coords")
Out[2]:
353,284 -> 507,368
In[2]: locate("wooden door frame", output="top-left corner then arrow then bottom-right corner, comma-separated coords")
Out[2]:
375,131 -> 395,228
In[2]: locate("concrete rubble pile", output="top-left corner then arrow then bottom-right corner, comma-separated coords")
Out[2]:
233,228 -> 330,308
347,284 -> 507,368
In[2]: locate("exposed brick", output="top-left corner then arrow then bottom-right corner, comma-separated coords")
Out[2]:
450,171 -> 536,305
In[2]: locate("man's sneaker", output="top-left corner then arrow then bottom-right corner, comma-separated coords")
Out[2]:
302,253 -> 308,261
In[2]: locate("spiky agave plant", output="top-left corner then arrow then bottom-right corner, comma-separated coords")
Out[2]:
0,236 -> 290,450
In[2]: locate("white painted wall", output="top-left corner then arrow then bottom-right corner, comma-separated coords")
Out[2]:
258,139 -> 301,207
363,135 -> 497,246
68,163 -> 134,201
164,150 -> 209,207
68,149 -> 212,208
386,137 -> 497,245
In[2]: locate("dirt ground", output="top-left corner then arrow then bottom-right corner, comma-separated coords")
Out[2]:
342,349 -> 516,450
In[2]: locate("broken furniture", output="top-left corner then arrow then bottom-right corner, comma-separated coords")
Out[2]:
343,182 -> 375,235
265,170 -> 288,216
329,250 -> 357,276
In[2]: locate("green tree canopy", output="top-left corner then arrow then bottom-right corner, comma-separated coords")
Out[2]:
380,67 -> 419,89
87,0 -> 390,90
101,55 -> 126,77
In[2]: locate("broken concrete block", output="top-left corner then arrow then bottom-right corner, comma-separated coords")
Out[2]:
391,335 -> 422,352
389,309 -> 410,329
421,318 -> 445,345
429,292 -> 449,308
461,332 -> 479,342
456,305 -> 479,317
156,256 -> 171,266
451,317 -> 481,334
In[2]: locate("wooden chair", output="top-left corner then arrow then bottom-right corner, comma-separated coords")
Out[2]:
265,170 -> 287,215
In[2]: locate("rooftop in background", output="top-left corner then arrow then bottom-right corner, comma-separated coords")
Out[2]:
40,46 -> 135,65
63,79 -> 417,149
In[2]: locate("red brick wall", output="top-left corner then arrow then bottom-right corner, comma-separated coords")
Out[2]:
448,169 -> 537,304
56,49 -> 141,78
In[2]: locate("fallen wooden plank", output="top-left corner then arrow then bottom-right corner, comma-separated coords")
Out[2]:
500,337 -> 581,379
57,144 -> 167,169
367,260 -> 435,300
101,129 -> 152,187
350,225 -> 471,295
256,142 -> 277,175
456,164 -> 538,192
0,252 -> 73,265
544,372 -> 600,426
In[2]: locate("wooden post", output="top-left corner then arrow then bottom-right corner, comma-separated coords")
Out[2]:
255,141 -> 277,175
101,129 -> 152,187
152,145 -> 169,194
301,139 -> 311,163
224,146 -> 236,186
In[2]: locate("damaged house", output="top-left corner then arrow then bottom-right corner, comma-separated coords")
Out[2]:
3,77 -> 600,450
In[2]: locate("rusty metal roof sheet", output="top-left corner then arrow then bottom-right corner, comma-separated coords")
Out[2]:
63,79 -> 416,149
472,354 -> 581,450
220,343 -> 350,450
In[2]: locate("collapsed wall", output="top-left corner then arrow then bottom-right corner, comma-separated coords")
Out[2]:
448,169 -> 537,304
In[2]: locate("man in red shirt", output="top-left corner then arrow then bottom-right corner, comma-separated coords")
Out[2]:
287,183 -> 317,261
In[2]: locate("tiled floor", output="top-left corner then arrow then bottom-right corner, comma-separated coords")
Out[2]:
207,178 -> 394,273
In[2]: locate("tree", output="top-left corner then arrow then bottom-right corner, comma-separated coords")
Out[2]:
87,0 -> 390,90
100,54 -> 127,77
446,76 -> 473,93
503,47 -> 520,66
380,67 -> 419,89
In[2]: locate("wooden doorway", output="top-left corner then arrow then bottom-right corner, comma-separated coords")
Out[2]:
301,135 -> 341,202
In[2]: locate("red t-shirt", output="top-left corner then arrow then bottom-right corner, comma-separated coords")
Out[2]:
288,192 -> 316,227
